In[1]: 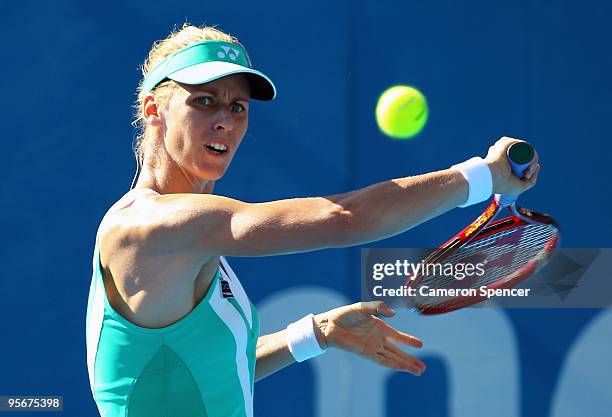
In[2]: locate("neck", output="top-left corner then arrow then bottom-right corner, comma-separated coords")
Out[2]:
133,160 -> 215,195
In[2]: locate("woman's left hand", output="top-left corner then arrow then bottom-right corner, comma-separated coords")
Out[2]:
315,301 -> 426,376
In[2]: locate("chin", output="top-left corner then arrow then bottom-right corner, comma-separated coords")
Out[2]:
200,168 -> 227,181
192,161 -> 228,180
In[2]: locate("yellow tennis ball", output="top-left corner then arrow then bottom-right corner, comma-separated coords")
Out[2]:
375,85 -> 428,139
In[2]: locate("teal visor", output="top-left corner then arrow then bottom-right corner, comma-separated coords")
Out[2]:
141,40 -> 276,100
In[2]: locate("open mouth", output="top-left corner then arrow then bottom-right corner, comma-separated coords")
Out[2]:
204,143 -> 228,155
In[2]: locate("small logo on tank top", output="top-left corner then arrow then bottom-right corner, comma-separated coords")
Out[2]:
220,280 -> 234,298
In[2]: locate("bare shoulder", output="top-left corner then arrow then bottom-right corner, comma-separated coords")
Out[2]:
107,192 -> 247,257
98,192 -> 215,262
96,192 -> 217,325
97,194 -> 150,271
97,191 -> 211,282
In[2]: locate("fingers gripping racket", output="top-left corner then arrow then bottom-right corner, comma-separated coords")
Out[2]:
405,142 -> 560,315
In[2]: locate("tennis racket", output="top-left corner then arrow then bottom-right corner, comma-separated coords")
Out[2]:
404,142 -> 560,315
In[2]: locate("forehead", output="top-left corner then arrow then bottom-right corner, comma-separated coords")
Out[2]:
180,73 -> 251,98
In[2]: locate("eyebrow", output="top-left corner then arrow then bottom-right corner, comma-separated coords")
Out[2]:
189,87 -> 250,102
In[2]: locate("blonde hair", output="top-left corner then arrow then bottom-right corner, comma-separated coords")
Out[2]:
130,23 -> 243,188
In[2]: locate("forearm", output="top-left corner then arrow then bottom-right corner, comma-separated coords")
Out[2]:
254,330 -> 295,382
329,167 -> 468,246
255,319 -> 327,382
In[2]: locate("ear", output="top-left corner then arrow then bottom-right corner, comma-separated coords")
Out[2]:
143,95 -> 163,127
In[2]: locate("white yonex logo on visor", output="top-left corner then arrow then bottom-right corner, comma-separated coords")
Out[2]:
217,46 -> 241,61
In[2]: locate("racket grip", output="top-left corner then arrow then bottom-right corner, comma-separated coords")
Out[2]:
507,142 -> 534,178
499,142 -> 535,206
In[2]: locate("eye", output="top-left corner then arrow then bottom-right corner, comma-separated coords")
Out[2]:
231,103 -> 246,113
194,96 -> 213,106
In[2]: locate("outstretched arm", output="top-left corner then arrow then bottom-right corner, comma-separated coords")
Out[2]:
112,137 -> 539,259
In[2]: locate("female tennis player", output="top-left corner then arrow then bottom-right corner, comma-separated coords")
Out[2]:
86,24 -> 540,417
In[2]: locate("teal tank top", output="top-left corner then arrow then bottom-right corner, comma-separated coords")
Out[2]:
86,192 -> 260,417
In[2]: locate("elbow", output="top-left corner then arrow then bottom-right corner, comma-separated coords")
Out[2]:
325,201 -> 365,248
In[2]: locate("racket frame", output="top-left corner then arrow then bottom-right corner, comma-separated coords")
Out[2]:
404,195 -> 560,314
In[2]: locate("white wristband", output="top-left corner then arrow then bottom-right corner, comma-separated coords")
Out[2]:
451,157 -> 493,207
285,314 -> 327,362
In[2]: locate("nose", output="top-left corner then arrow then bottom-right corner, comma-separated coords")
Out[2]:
212,108 -> 234,132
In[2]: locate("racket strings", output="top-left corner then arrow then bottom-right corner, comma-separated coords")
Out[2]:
414,223 -> 558,306
425,225 -> 535,269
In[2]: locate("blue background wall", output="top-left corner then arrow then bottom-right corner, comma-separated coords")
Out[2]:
1,1 -> 611,416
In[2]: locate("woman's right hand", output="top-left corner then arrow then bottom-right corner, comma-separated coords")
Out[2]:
484,136 -> 541,196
